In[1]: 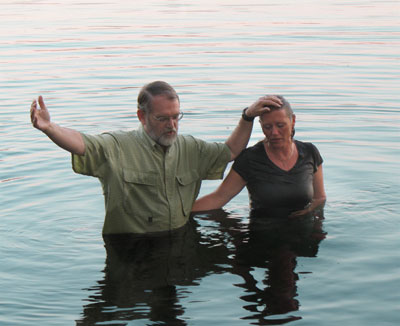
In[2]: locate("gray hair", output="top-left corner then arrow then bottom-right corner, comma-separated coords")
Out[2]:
137,81 -> 180,113
261,95 -> 294,120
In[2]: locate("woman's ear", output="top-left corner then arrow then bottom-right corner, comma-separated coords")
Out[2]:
291,114 -> 296,138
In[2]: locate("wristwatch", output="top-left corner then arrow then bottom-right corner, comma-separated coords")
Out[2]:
242,107 -> 255,122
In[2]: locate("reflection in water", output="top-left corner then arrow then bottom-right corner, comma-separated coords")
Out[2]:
76,217 -> 230,325
230,213 -> 326,324
76,212 -> 326,325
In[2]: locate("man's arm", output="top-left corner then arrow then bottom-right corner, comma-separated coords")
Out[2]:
192,168 -> 246,211
30,96 -> 85,156
225,95 -> 282,160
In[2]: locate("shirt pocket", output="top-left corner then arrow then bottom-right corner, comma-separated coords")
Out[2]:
176,170 -> 200,217
122,169 -> 158,220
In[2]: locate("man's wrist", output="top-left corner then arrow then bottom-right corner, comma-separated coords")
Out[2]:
242,107 -> 255,122
42,121 -> 54,135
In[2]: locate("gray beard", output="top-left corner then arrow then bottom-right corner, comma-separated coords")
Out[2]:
147,129 -> 177,147
157,133 -> 177,147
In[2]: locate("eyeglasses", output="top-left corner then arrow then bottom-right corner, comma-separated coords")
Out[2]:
151,112 -> 184,123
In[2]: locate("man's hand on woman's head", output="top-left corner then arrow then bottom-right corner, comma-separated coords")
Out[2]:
245,95 -> 283,118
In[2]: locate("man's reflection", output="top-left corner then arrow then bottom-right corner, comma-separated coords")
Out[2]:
76,211 -> 326,325
76,217 -> 230,325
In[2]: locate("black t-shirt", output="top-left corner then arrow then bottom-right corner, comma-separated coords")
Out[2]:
232,140 -> 323,218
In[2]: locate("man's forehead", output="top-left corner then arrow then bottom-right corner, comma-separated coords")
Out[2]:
151,95 -> 180,112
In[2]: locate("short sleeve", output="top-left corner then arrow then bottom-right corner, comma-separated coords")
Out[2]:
195,139 -> 231,180
72,132 -> 118,178
309,143 -> 323,172
232,149 -> 250,182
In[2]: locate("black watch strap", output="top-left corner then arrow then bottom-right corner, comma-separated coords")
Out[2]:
242,107 -> 255,122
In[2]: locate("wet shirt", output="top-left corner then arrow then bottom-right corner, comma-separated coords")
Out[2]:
72,126 -> 231,234
232,140 -> 323,218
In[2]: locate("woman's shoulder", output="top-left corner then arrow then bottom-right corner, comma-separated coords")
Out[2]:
233,140 -> 263,165
236,140 -> 264,159
295,140 -> 319,152
295,140 -> 323,165
245,140 -> 264,152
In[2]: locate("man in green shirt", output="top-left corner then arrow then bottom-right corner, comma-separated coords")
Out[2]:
30,81 -> 282,235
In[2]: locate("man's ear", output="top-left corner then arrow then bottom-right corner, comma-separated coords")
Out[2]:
137,109 -> 146,125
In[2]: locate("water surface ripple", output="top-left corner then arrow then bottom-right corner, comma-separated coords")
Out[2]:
1,1 -> 399,325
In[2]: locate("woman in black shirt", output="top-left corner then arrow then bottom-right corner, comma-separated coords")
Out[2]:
192,95 -> 326,218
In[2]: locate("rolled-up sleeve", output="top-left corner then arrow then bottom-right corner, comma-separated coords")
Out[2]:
72,133 -> 117,178
196,139 -> 231,180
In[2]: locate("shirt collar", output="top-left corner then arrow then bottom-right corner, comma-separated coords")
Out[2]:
138,125 -> 157,148
256,139 -> 304,158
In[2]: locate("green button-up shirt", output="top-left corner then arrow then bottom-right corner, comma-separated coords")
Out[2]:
72,126 -> 231,234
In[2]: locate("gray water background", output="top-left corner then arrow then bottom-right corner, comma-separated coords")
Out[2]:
1,0 -> 399,325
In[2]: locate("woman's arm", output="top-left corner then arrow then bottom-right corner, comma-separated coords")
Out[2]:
290,164 -> 326,217
192,168 -> 247,211
312,164 -> 326,204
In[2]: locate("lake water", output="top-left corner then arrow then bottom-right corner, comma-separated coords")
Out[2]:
1,0 -> 399,325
